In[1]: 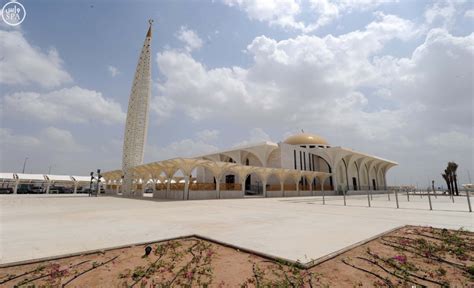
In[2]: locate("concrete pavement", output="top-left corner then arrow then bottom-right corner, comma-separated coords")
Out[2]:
1,194 -> 472,265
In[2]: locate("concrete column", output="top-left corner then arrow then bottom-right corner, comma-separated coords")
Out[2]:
241,179 -> 246,195
45,182 -> 51,194
262,180 -> 267,197
216,180 -> 221,199
296,181 -> 300,196
13,181 -> 19,194
332,173 -> 338,193
166,179 -> 171,193
184,178 -> 189,200
97,182 -> 102,196
141,181 -> 147,195
321,181 -> 325,205
116,184 -> 120,194
73,183 -> 78,194
309,181 -> 313,196
280,181 -> 285,197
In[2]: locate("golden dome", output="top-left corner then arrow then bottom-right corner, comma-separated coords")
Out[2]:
283,133 -> 329,146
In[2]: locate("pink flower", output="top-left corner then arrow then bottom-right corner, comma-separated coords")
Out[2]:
393,255 -> 407,264
185,271 -> 194,280
399,239 -> 411,245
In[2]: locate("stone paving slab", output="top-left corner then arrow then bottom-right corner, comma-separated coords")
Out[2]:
1,194 -> 472,264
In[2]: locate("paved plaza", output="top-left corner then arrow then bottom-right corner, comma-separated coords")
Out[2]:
1,194 -> 472,265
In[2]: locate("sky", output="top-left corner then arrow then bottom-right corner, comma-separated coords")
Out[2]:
0,0 -> 473,187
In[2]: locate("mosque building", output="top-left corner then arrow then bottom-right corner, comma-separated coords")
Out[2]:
102,21 -> 397,200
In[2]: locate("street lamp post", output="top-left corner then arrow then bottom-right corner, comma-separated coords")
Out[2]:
96,169 -> 102,195
89,169 -> 102,197
22,157 -> 29,173
89,171 -> 94,197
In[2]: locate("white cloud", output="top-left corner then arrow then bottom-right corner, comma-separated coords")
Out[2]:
307,0 -> 393,31
196,129 -> 220,142
40,127 -> 84,152
107,65 -> 120,77
376,29 -> 473,130
222,0 -> 304,31
176,26 -> 203,52
4,86 -> 126,124
146,139 -> 218,161
0,128 -> 40,147
222,0 -> 395,32
150,95 -> 175,124
424,0 -> 456,28
465,9 -> 474,18
0,126 -> 83,154
0,127 -> 89,174
426,131 -> 474,150
154,13 -> 418,134
233,128 -> 272,147
0,29 -> 72,88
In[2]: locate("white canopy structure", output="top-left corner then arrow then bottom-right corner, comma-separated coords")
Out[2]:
16,173 -> 46,182
0,173 -> 15,183
0,173 -> 90,194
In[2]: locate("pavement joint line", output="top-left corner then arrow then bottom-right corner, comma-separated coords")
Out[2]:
0,225 -> 406,269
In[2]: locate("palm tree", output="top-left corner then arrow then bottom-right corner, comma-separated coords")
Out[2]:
442,172 -> 451,195
448,162 -> 459,196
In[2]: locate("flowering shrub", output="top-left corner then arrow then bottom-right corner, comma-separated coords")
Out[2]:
392,255 -> 407,264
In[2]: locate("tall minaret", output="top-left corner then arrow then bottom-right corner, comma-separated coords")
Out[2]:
122,20 -> 153,196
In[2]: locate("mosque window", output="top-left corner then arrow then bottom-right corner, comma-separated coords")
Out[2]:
299,151 -> 302,170
303,152 -> 306,170
293,150 -> 297,169
308,153 -> 312,171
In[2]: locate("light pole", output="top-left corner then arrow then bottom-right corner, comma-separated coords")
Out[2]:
21,157 -> 29,173
96,169 -> 102,195
89,171 -> 94,197
89,169 -> 102,197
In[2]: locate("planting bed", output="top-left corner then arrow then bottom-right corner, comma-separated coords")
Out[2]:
1,226 -> 473,287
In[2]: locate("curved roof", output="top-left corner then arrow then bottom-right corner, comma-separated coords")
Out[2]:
283,133 -> 329,146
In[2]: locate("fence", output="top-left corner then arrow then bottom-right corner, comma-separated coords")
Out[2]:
309,188 -> 472,213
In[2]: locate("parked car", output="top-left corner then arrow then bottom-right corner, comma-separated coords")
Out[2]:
30,186 -> 44,194
49,186 -> 73,194
17,184 -> 30,194
0,187 -> 13,194
145,188 -> 154,193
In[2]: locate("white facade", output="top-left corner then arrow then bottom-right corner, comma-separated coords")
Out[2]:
103,133 -> 397,200
194,133 -> 397,195
121,21 -> 153,195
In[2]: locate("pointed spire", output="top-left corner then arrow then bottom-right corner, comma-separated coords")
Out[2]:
147,19 -> 153,38
122,20 -> 153,196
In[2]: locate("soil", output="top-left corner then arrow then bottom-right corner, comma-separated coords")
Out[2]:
1,226 -> 473,287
